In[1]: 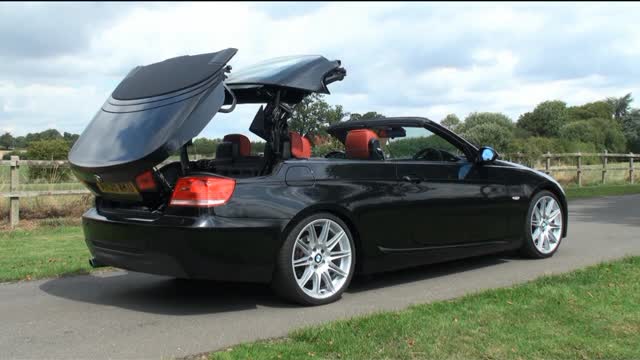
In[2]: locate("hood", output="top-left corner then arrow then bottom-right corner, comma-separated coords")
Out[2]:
69,48 -> 237,182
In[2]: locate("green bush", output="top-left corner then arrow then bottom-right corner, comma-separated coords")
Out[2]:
312,142 -> 344,157
2,151 -> 28,160
458,112 -> 514,133
459,122 -> 514,152
26,139 -> 72,182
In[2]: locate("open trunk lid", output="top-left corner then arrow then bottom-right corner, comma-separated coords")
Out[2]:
69,48 -> 237,201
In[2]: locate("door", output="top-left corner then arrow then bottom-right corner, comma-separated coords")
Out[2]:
382,126 -> 511,250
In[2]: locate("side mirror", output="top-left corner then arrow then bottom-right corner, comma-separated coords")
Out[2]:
476,146 -> 499,164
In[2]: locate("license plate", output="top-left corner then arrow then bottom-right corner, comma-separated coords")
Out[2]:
96,181 -> 139,195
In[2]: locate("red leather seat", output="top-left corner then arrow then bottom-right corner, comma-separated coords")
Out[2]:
345,129 -> 384,160
290,131 -> 312,159
222,134 -> 251,157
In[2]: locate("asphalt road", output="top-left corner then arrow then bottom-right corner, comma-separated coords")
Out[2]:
1,195 -> 639,359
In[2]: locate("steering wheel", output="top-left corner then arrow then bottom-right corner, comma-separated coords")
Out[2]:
413,148 -> 443,161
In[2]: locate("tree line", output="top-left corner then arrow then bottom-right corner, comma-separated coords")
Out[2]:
289,93 -> 640,159
1,129 -> 80,160
3,93 -> 638,162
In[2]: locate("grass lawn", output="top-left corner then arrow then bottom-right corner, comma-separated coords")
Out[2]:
565,183 -> 640,200
211,257 -> 640,360
0,225 -> 92,282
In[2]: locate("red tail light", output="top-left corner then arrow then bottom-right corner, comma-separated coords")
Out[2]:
135,170 -> 157,191
169,176 -> 236,207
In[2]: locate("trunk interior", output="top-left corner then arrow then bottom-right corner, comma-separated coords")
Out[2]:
95,150 -> 276,217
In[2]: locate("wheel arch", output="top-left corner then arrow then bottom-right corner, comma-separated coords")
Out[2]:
532,182 -> 568,238
280,204 -> 365,273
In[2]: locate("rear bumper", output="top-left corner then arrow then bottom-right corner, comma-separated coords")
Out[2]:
82,208 -> 287,283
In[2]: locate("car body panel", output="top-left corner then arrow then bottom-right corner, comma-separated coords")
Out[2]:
83,208 -> 286,282
81,152 -> 567,282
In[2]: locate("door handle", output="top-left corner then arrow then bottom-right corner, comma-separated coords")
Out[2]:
402,175 -> 423,183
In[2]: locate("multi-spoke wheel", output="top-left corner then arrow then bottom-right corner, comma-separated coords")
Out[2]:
272,213 -> 355,305
520,191 -> 564,258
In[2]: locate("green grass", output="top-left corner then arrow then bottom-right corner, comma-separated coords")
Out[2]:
211,257 -> 640,360
565,184 -> 640,200
0,226 -> 92,282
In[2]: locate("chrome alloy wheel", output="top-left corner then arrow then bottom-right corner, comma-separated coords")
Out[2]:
291,219 -> 352,300
531,195 -> 563,254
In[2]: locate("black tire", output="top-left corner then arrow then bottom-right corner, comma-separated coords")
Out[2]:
272,212 -> 356,306
520,190 -> 564,259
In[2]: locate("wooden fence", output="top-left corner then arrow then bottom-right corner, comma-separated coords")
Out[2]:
2,156 -> 90,228
1,152 -> 638,227
506,151 -> 637,187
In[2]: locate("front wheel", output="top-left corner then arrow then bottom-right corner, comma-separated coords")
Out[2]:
272,213 -> 355,306
520,190 -> 564,258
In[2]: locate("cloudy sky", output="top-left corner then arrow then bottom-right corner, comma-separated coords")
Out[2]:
1,1 -> 639,139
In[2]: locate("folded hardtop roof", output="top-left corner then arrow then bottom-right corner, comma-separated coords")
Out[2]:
69,49 -> 346,182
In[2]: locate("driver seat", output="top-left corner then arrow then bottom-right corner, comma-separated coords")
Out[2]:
345,129 -> 384,160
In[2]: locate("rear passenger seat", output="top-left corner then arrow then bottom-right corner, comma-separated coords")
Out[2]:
214,134 -> 264,177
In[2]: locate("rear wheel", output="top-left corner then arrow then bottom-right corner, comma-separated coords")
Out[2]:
520,190 -> 564,258
272,213 -> 355,305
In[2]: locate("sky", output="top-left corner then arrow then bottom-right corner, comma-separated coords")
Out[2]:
1,1 -> 639,139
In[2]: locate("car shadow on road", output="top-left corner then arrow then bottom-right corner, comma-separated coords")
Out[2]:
39,272 -> 293,315
39,254 -> 513,316
348,254 -> 510,293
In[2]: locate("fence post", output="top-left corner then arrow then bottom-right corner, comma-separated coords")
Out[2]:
545,152 -> 551,175
576,153 -> 582,187
9,156 -> 20,228
602,150 -> 607,184
631,153 -> 635,185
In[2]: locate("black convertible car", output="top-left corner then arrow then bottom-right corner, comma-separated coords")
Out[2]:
69,48 -> 567,305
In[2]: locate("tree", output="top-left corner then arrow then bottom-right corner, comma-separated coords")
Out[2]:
458,112 -> 514,133
517,100 -> 568,137
567,101 -> 614,122
14,136 -> 26,149
25,129 -> 63,144
440,114 -> 461,131
0,132 -> 14,149
63,132 -> 80,146
191,137 -> 221,156
456,112 -> 515,151
607,93 -> 633,121
622,109 -> 640,153
559,118 -> 626,152
289,94 -> 348,138
26,139 -> 70,160
559,121 -> 599,145
459,122 -> 514,151
348,111 -> 383,121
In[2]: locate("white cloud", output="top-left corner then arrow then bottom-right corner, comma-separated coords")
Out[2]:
0,2 -> 639,138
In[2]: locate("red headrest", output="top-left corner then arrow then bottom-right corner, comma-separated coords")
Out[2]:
222,134 -> 250,157
345,129 -> 378,159
290,131 -> 312,159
